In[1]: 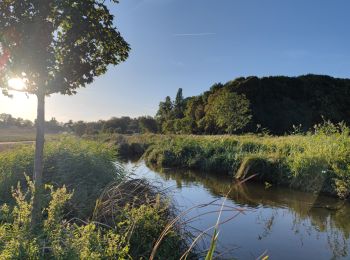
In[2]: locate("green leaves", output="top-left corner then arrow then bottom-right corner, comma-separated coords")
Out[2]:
0,0 -> 129,95
205,89 -> 252,134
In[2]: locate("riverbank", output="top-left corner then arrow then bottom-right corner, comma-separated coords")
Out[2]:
108,123 -> 350,200
0,136 -> 189,259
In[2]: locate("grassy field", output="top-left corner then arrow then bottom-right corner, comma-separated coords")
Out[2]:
0,127 -> 36,142
109,122 -> 350,199
0,127 -> 62,152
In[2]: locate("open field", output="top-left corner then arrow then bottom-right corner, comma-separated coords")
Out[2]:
0,127 -> 36,142
0,127 -> 62,152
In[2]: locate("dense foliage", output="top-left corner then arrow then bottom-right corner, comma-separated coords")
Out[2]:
0,0 -> 129,96
156,75 -> 350,135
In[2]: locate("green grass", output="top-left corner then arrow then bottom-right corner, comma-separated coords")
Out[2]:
110,122 -> 350,199
0,127 -> 61,142
0,127 -> 36,142
0,136 -> 189,259
0,136 -> 124,217
0,127 -> 61,153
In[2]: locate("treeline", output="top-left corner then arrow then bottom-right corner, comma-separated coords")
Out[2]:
156,74 -> 350,135
0,113 -> 34,128
4,74 -> 350,136
0,113 -> 159,136
0,113 -> 64,133
0,112 -> 160,136
66,116 -> 158,136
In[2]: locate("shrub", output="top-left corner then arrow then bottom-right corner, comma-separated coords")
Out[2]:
0,178 -> 130,259
93,179 -> 187,259
0,177 -> 187,259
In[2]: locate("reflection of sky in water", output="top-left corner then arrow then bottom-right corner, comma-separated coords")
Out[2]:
125,161 -> 350,260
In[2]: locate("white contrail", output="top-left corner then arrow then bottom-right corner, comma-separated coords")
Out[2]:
172,32 -> 216,37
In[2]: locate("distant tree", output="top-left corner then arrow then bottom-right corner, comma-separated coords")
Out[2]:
0,0 -> 129,224
84,121 -> 103,135
45,117 -> 63,133
64,120 -> 74,132
156,96 -> 174,132
183,97 -> 205,134
72,121 -> 88,137
205,90 -> 252,134
209,82 -> 224,93
127,118 -> 140,134
162,119 -> 176,134
174,88 -> 185,119
0,113 -> 15,127
21,119 -> 34,128
173,118 -> 193,134
0,113 -> 34,128
103,117 -> 132,134
138,116 -> 158,133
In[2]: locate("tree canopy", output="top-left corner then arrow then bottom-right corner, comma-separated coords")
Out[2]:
155,75 -> 350,135
0,0 -> 130,95
205,89 -> 251,134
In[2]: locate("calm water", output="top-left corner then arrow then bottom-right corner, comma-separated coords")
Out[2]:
125,161 -> 350,260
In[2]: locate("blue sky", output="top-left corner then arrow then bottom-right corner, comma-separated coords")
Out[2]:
1,0 -> 350,121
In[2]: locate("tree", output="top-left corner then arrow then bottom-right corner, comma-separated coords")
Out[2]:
45,117 -> 63,133
0,113 -> 15,127
183,97 -> 205,134
205,90 -> 252,134
103,117 -> 130,133
156,96 -> 173,132
138,116 -> 158,133
174,88 -> 185,119
0,0 -> 129,224
72,121 -> 88,137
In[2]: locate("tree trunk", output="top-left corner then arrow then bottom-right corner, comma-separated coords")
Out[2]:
32,90 -> 45,227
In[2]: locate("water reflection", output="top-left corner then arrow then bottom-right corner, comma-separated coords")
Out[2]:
128,161 -> 350,259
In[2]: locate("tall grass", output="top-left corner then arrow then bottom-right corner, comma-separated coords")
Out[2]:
112,122 -> 350,199
0,136 -> 124,217
0,136 -> 189,259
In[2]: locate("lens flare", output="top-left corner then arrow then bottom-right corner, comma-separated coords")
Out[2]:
8,77 -> 26,91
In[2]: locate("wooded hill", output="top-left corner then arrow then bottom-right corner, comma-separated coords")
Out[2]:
156,74 -> 350,135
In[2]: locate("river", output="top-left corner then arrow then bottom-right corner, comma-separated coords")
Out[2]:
125,161 -> 350,260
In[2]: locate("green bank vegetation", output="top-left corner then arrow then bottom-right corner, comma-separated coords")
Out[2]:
113,121 -> 350,200
0,137 -> 188,259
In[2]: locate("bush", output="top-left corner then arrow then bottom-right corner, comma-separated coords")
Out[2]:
0,177 -> 187,259
0,179 -> 130,259
93,179 -> 188,259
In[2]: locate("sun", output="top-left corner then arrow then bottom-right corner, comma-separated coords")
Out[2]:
8,77 -> 27,91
